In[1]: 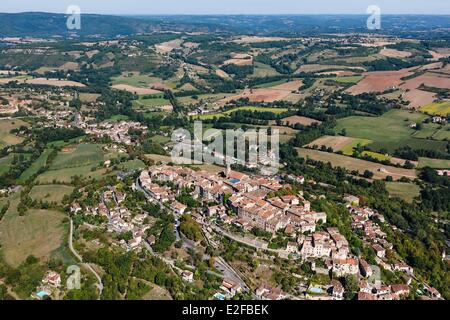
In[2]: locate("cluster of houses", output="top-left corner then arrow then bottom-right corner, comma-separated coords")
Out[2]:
71,186 -> 152,251
85,120 -> 147,145
139,165 -> 324,236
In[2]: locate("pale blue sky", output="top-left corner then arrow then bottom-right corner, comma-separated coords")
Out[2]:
1,0 -> 449,15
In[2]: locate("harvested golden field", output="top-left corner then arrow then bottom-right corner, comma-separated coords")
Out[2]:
0,77 -> 85,87
401,73 -> 450,91
0,193 -> 67,267
346,67 -> 415,95
215,69 -> 231,79
403,89 -> 437,109
233,36 -> 290,44
223,53 -> 253,66
112,84 -> 162,95
296,64 -> 365,73
281,115 -> 322,127
218,80 -> 303,104
297,148 -> 417,180
306,135 -> 366,151
155,39 -> 184,54
380,48 -> 412,58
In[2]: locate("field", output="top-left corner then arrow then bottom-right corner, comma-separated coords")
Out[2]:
252,62 -> 280,78
297,148 -> 417,180
0,193 -> 67,267
281,115 -> 322,127
0,119 -> 27,148
333,109 -> 447,153
29,185 -> 74,204
218,80 -> 303,104
420,101 -> 450,116
36,159 -> 141,184
133,94 -> 172,111
418,157 -> 450,169
37,164 -> 110,184
195,106 -> 289,120
112,84 -> 162,95
296,64 -> 365,73
307,136 -> 372,154
18,148 -> 54,183
346,68 -> 414,95
403,89 -> 436,109
50,144 -> 104,170
0,77 -> 85,87
386,182 -> 420,203
379,48 -> 412,58
0,153 -> 16,175
112,72 -> 161,88
325,76 -> 363,84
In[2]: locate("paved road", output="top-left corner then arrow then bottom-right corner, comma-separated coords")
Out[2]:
69,219 -> 104,298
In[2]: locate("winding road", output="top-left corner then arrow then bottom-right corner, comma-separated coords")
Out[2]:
69,219 -> 104,298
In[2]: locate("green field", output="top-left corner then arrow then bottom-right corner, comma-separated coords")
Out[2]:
325,76 -> 363,84
341,139 -> 372,155
253,79 -> 289,88
361,150 -> 390,161
18,148 -> 54,183
334,109 -> 446,153
37,164 -> 110,184
298,148 -> 417,180
50,144 -> 104,170
195,106 -> 290,120
0,154 -> 15,175
251,62 -> 281,78
0,192 -> 67,267
418,157 -> 450,169
29,184 -> 74,204
112,72 -> 161,88
420,101 -> 450,116
133,94 -> 171,110
386,182 -> 421,203
0,119 -> 27,148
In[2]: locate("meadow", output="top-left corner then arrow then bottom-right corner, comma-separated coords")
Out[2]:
0,119 -> 27,148
420,101 -> 450,116
297,148 -> 417,180
418,157 -> 450,169
195,106 -> 289,120
18,148 -> 54,183
29,184 -> 74,204
386,182 -> 421,203
0,192 -> 67,267
334,109 -> 447,153
50,143 -> 104,170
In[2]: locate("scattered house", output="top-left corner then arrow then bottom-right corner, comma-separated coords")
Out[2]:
332,258 -> 359,276
42,271 -> 61,288
329,280 -> 344,299
220,279 -> 242,297
256,284 -> 288,300
359,259 -> 373,278
146,235 -> 156,245
286,242 -> 299,254
357,292 -> 378,300
436,169 -> 450,176
344,195 -> 360,206
372,244 -> 386,258
181,270 -> 194,283
171,201 -> 187,215
70,203 -> 82,214
390,284 -> 410,297
425,286 -> 441,299
392,262 -> 413,275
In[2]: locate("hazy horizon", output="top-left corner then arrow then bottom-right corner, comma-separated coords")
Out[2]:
0,0 -> 449,15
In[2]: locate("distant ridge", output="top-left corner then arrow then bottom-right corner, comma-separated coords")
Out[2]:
0,12 -> 449,39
